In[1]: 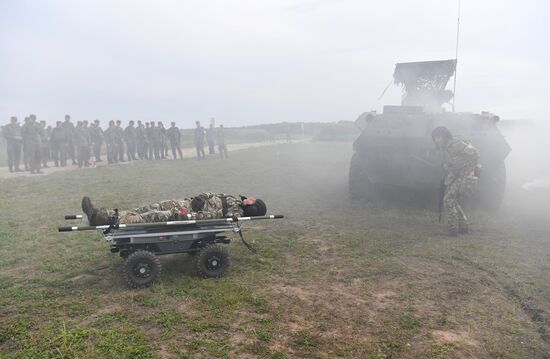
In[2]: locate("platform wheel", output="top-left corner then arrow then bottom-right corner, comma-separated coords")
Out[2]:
123,250 -> 161,288
195,244 -> 230,278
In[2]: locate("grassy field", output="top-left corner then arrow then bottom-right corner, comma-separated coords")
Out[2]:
1,142 -> 549,358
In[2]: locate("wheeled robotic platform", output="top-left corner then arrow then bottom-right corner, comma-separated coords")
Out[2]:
59,213 -> 284,288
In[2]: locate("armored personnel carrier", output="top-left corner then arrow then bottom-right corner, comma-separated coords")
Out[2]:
349,59 -> 511,208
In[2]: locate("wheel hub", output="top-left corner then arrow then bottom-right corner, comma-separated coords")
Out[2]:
207,256 -> 221,270
134,261 -> 152,278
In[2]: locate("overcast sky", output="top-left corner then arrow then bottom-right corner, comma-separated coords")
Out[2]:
0,0 -> 548,127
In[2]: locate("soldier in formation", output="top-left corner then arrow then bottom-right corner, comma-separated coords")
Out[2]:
3,116 -> 235,171
1,117 -> 23,172
206,124 -> 216,154
21,115 -> 43,174
50,121 -> 67,167
194,121 -> 206,160
432,126 -> 480,236
217,124 -> 228,159
63,115 -> 77,165
90,120 -> 104,162
167,122 -> 183,159
124,120 -> 137,161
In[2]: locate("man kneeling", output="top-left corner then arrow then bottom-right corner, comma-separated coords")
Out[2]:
82,193 -> 267,226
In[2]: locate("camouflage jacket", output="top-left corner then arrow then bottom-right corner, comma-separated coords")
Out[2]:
441,137 -> 479,186
192,192 -> 244,219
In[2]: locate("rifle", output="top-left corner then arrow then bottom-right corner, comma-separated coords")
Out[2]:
438,179 -> 445,223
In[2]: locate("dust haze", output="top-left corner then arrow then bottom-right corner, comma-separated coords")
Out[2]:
1,1 -> 550,358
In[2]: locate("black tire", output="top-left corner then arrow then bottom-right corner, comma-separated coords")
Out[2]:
122,250 -> 161,288
195,245 -> 230,278
349,153 -> 374,200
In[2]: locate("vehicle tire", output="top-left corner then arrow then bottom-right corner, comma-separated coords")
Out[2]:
122,250 -> 161,288
195,245 -> 230,278
349,153 -> 374,200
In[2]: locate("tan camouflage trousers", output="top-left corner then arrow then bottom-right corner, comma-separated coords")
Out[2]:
112,199 -> 192,224
443,177 -> 469,234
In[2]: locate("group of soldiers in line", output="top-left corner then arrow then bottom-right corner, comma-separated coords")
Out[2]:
2,115 -> 228,173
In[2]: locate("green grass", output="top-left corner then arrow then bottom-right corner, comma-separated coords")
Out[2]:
1,142 -> 550,358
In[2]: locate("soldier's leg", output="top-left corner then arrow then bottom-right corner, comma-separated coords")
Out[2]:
7,142 -> 14,172
195,145 -> 201,159
119,142 -> 125,161
457,204 -> 469,233
171,143 -> 177,159
31,146 -> 42,173
77,146 -> 83,168
52,144 -> 59,166
121,209 -> 175,223
23,145 -> 30,171
177,145 -> 183,159
443,182 -> 460,235
69,142 -> 76,165
13,142 -> 22,170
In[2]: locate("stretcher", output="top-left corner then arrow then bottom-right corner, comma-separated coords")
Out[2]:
59,213 -> 284,288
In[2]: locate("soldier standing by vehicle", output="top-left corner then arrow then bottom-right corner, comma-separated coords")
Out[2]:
50,121 -> 67,167
62,115 -> 77,165
90,120 -> 104,162
432,126 -> 480,236
22,114 -> 42,174
167,122 -> 183,159
206,124 -> 216,155
194,121 -> 206,160
217,124 -> 228,159
136,120 -> 147,160
2,117 -> 23,172
124,120 -> 137,161
158,121 -> 167,159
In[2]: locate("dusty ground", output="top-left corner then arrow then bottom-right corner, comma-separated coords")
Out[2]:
0,141 -> 549,358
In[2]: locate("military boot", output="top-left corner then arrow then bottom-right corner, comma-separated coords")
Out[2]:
82,197 -> 111,226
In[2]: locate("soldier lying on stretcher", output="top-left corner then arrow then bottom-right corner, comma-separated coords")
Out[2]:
81,193 -> 267,226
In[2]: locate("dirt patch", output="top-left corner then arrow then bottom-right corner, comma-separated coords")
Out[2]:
67,273 -> 97,282
79,303 -> 123,327
432,330 -> 479,347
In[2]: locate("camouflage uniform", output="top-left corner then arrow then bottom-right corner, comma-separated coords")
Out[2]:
441,137 -> 479,234
194,124 -> 206,160
114,122 -> 125,161
2,118 -> 23,172
62,117 -> 77,165
167,124 -> 183,159
99,193 -> 244,224
124,123 -> 137,161
50,122 -> 67,166
21,117 -> 42,173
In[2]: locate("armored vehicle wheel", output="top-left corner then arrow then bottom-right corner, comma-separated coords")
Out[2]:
349,153 -> 374,200
123,250 -> 161,288
195,245 -> 230,278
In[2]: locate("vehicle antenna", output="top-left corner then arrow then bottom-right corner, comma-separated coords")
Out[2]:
452,0 -> 461,112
